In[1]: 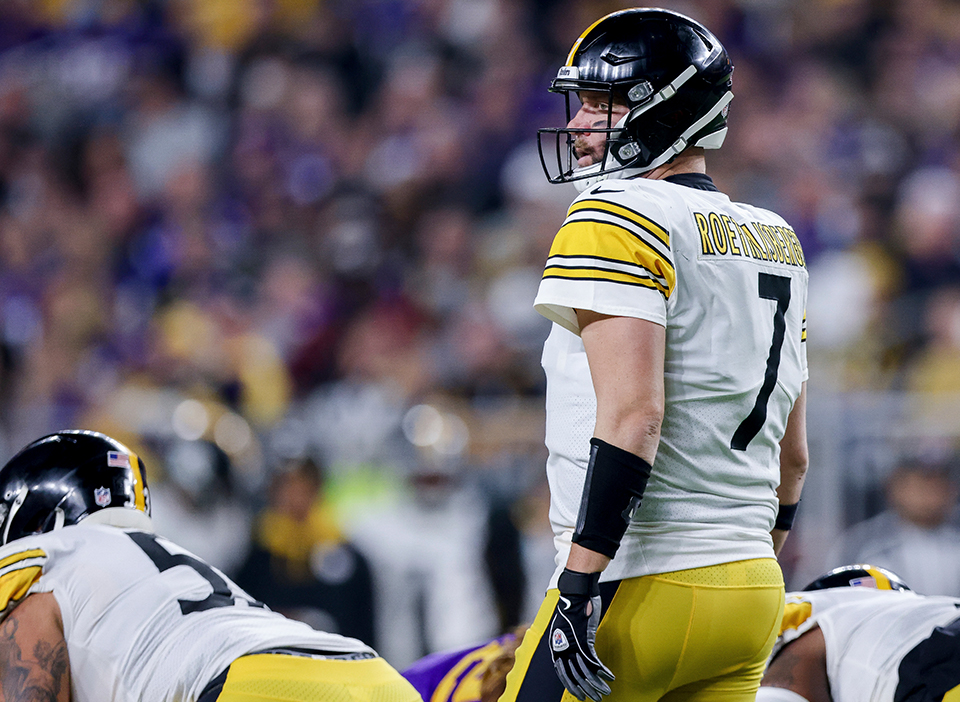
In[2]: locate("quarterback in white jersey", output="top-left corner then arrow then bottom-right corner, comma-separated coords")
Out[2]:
759,564 -> 960,702
0,430 -> 420,702
536,173 -> 808,584
502,8 -> 809,702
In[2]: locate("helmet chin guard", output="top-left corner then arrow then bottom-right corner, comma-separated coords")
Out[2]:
538,8 -> 734,186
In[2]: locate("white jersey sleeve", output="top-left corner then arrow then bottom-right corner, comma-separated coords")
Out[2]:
776,589 -> 960,702
535,188 -> 674,331
0,524 -> 374,702
534,178 -> 809,583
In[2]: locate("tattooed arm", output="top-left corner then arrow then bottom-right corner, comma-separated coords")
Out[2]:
0,593 -> 69,702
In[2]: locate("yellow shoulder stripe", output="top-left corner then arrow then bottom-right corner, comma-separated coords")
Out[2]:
548,220 -> 675,296
543,266 -> 668,295
780,600 -> 813,636
0,549 -> 47,610
568,199 -> 670,247
0,549 -> 45,571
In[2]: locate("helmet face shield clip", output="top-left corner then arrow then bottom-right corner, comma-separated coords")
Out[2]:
627,81 -> 653,102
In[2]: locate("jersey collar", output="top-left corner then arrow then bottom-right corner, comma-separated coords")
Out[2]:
662,173 -> 718,191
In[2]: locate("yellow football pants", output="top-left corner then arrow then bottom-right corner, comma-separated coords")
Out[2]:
214,653 -> 423,702
501,558 -> 785,702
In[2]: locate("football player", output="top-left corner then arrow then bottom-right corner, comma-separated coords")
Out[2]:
0,430 -> 421,702
401,626 -> 526,702
503,7 -> 809,702
759,564 -> 960,702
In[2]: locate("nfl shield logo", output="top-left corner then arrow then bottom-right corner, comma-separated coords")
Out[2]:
552,629 -> 569,652
94,487 -> 112,507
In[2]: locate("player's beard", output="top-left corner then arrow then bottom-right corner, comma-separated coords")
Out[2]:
573,136 -> 601,167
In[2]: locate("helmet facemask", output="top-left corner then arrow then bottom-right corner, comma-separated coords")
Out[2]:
537,9 -> 735,190
538,83 -> 639,188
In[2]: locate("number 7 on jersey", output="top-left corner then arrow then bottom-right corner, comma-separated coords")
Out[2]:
731,272 -> 791,451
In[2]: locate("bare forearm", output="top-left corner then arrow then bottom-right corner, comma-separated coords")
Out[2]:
566,543 -> 612,574
592,411 -> 662,466
573,310 -> 666,574
772,383 -> 808,555
778,383 -> 808,505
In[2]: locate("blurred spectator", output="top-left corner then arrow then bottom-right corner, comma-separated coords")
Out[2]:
826,450 -> 960,596
233,455 -> 377,647
150,437 -> 252,575
3,0 -> 960,666
903,287 -> 960,396
346,444 -> 499,669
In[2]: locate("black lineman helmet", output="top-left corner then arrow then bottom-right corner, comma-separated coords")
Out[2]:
538,8 -> 734,186
0,431 -> 152,545
803,564 -> 911,592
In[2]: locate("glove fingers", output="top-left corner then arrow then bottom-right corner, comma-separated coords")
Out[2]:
554,660 -> 587,701
574,655 -> 611,700
569,662 -> 601,702
597,663 -> 615,682
579,647 -> 615,683
583,651 -> 615,683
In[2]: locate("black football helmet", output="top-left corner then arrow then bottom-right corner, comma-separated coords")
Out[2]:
0,430 -> 152,545
538,8 -> 734,188
803,564 -> 911,592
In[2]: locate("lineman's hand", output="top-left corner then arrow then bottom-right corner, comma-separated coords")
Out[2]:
548,568 -> 614,701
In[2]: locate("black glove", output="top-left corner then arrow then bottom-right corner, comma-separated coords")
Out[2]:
549,568 -> 614,701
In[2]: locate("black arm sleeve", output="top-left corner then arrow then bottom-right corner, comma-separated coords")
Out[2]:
572,438 -> 653,559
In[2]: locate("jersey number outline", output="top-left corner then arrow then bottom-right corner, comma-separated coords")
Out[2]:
128,531 -> 263,614
730,272 -> 791,451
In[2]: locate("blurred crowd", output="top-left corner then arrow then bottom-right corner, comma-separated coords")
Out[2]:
3,0 -> 960,669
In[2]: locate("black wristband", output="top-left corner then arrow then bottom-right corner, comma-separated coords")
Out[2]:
557,568 -> 601,597
572,438 -> 653,559
774,501 -> 800,531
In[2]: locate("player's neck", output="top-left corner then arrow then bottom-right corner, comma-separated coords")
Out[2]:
642,149 -> 706,181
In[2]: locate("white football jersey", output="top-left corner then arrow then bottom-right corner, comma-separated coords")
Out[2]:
776,588 -> 960,702
0,524 -> 375,702
534,175 -> 808,583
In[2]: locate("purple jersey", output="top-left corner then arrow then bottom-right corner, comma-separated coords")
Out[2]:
401,633 -> 519,702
